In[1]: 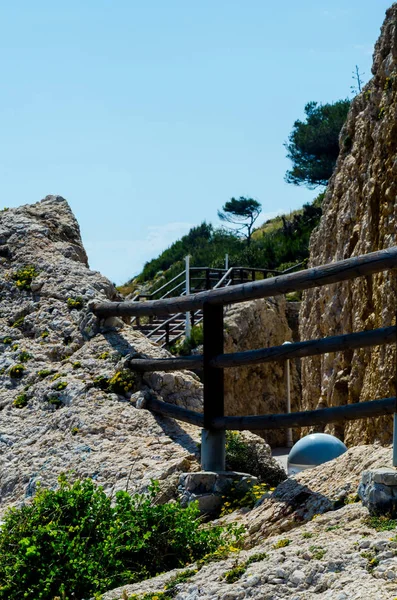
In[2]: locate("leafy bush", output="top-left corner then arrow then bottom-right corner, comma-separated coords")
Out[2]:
169,325 -> 203,355
363,515 -> 397,531
93,370 -> 137,396
37,369 -> 54,379
9,364 -> 25,379
13,394 -> 28,408
225,431 -> 286,486
53,381 -> 68,391
0,477 -> 240,599
67,296 -> 84,311
220,481 -> 270,516
18,351 -> 31,363
12,265 -> 39,290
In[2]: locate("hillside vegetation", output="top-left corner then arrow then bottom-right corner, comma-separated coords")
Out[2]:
118,193 -> 323,296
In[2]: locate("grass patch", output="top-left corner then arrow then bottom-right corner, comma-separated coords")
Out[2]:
363,516 -> 397,531
13,394 -> 28,408
309,545 -> 326,560
37,369 -> 55,379
273,539 -> 291,549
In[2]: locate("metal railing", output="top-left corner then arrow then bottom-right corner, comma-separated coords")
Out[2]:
93,247 -> 397,471
132,257 -> 303,346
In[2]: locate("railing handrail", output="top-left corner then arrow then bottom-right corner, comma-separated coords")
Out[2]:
93,247 -> 397,318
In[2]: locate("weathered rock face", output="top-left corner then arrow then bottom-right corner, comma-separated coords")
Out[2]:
224,297 -> 301,446
300,4 -> 397,445
104,444 -> 397,600
0,196 -> 203,514
0,196 -> 284,516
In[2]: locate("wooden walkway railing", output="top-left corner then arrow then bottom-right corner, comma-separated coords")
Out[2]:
92,247 -> 397,471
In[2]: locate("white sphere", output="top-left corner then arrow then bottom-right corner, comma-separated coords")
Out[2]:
288,433 -> 347,475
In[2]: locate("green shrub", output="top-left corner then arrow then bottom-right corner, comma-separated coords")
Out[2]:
224,564 -> 246,583
9,364 -> 25,379
13,394 -> 28,408
170,325 -> 203,356
18,351 -> 31,363
225,431 -> 286,486
47,395 -> 63,409
309,545 -> 326,560
363,515 -> 397,531
222,552 -> 268,584
40,331 -> 49,339
12,266 -> 39,290
53,381 -> 68,391
11,315 -> 25,329
72,361 -> 82,369
220,481 -> 270,516
2,337 -> 12,344
67,297 -> 84,311
0,477 -> 240,599
37,369 -> 54,379
273,538 -> 291,549
93,371 -> 137,396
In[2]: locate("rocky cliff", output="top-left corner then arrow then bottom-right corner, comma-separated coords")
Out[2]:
300,4 -> 397,445
0,196 -> 205,514
224,297 -> 301,446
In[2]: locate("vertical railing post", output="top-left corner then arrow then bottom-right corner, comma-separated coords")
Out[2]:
225,254 -> 229,271
205,269 -> 211,290
201,302 -> 225,471
185,255 -> 191,339
394,309 -> 397,467
165,322 -> 170,347
283,341 -> 293,448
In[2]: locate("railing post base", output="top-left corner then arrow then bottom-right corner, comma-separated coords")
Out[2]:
201,429 -> 225,471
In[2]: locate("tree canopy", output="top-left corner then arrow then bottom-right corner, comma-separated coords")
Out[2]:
217,197 -> 262,245
284,99 -> 351,188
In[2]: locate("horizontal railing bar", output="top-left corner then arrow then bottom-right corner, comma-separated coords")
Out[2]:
189,267 -> 227,272
144,396 -> 204,427
211,397 -> 397,430
213,325 -> 396,368
92,247 -> 397,318
128,355 -> 203,371
127,326 -> 396,372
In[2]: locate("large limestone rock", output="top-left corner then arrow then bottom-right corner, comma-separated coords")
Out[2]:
0,196 -> 203,514
224,297 -> 301,446
300,4 -> 397,445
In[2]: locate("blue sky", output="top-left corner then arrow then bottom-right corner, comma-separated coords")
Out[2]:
0,1 -> 392,283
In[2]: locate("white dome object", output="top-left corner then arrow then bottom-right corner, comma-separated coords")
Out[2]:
287,433 -> 347,475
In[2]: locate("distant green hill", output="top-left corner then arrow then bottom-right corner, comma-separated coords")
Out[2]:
118,193 -> 324,297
